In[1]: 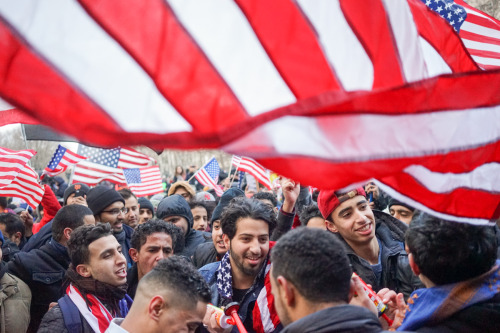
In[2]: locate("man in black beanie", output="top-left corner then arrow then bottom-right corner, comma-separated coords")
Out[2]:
388,198 -> 417,225
138,197 -> 154,224
63,183 -> 90,206
86,186 -> 134,267
156,194 -> 210,259
192,188 -> 244,268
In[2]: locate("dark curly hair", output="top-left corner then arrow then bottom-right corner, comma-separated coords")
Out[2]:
0,213 -> 25,238
406,214 -> 497,285
67,224 -> 113,267
140,256 -> 211,307
271,227 -> 352,303
253,192 -> 278,208
130,219 -> 185,254
221,197 -> 277,240
298,203 -> 323,226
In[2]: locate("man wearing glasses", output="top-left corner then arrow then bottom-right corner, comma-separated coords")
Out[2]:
87,186 -> 134,267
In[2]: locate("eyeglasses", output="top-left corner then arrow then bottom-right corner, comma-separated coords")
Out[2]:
101,207 -> 129,215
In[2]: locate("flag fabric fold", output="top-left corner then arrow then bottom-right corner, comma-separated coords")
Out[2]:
0,162 -> 44,208
0,147 -> 37,189
0,1 -> 500,223
42,144 -> 87,179
194,157 -> 223,197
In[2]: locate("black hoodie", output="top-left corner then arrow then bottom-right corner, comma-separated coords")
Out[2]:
156,194 -> 210,258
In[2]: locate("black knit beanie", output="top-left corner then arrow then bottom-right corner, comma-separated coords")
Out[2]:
86,186 -> 125,215
63,183 -> 90,205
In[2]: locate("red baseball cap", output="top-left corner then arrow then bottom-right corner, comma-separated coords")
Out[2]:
318,187 -> 366,220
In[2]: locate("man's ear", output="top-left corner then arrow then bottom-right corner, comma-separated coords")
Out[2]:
222,234 -> 230,250
129,248 -> 139,263
75,264 -> 92,278
325,220 -> 338,233
94,214 -> 101,223
63,228 -> 72,242
149,295 -> 166,321
13,231 -> 22,244
408,253 -> 420,276
277,276 -> 296,307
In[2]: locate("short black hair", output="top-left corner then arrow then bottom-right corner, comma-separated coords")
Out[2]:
52,205 -> 94,242
188,200 -> 208,212
67,224 -> 113,267
271,228 -> 352,303
299,203 -> 323,226
0,197 -> 7,209
0,213 -> 25,238
406,214 -> 497,285
221,197 -> 277,240
130,219 -> 184,254
118,188 -> 136,200
140,256 -> 211,308
253,192 -> 278,207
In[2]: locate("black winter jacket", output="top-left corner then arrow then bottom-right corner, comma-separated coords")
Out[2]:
192,242 -> 219,269
338,211 -> 423,299
6,239 -> 70,333
21,220 -> 52,252
281,305 -> 382,333
126,263 -> 139,299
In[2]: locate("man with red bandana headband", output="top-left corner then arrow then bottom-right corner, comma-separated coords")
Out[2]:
318,188 -> 423,299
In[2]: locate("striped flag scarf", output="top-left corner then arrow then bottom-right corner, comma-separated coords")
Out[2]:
216,243 -> 280,332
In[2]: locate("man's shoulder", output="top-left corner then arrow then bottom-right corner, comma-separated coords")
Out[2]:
198,262 -> 220,283
123,224 -> 134,237
38,304 -> 68,333
105,318 -> 128,333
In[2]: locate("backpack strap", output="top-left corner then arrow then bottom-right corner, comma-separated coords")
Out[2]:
58,294 -> 83,333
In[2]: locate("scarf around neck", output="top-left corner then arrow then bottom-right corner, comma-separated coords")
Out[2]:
398,260 -> 500,331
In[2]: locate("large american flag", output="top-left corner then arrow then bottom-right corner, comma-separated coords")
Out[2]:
232,155 -> 272,190
123,166 -> 163,197
0,147 -> 44,208
72,145 -> 155,186
194,157 -> 223,197
42,144 -> 86,179
0,1 -> 499,223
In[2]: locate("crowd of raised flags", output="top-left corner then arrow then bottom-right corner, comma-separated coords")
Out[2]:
0,145 -> 276,209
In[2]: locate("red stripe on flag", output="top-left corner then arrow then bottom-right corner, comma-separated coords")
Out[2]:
78,0 -> 249,133
340,0 -> 405,89
0,108 -> 39,126
460,30 -> 500,47
236,0 -> 344,97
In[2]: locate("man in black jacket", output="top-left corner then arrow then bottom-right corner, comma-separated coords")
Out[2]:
156,194 -> 210,258
271,228 -> 383,333
127,219 -> 184,298
318,187 -> 422,299
6,204 -> 95,333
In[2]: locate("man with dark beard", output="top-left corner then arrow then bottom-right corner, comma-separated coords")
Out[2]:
199,197 -> 279,332
38,224 -> 132,333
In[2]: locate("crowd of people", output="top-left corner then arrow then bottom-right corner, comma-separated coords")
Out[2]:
0,165 -> 499,332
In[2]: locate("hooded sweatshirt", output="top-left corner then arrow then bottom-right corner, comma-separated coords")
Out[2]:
156,195 -> 210,258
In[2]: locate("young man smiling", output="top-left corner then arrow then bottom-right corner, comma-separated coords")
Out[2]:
318,188 -> 422,299
38,224 -> 131,333
199,197 -> 279,332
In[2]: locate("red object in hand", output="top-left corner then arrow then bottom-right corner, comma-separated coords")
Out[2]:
225,302 -> 247,333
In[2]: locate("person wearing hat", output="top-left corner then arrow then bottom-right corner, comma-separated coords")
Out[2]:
137,197 -> 155,224
156,194 -> 211,258
388,198 -> 416,225
63,183 -> 90,206
318,188 -> 423,299
86,186 -> 134,266
167,181 -> 196,202
192,188 -> 245,269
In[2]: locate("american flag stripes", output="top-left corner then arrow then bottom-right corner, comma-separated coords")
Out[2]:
421,0 -> 500,69
0,148 -> 44,208
72,145 -> 154,186
194,157 -> 223,197
232,156 -> 272,190
0,1 -> 499,223
42,144 -> 86,179
123,166 -> 163,197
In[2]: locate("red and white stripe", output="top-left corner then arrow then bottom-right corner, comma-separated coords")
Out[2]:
66,284 -> 113,333
0,1 -> 499,222
126,166 -> 163,197
195,170 -> 223,197
0,147 -> 36,188
232,156 -> 272,190
72,161 -> 127,187
117,147 -> 156,169
0,98 -> 39,126
0,163 -> 44,208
